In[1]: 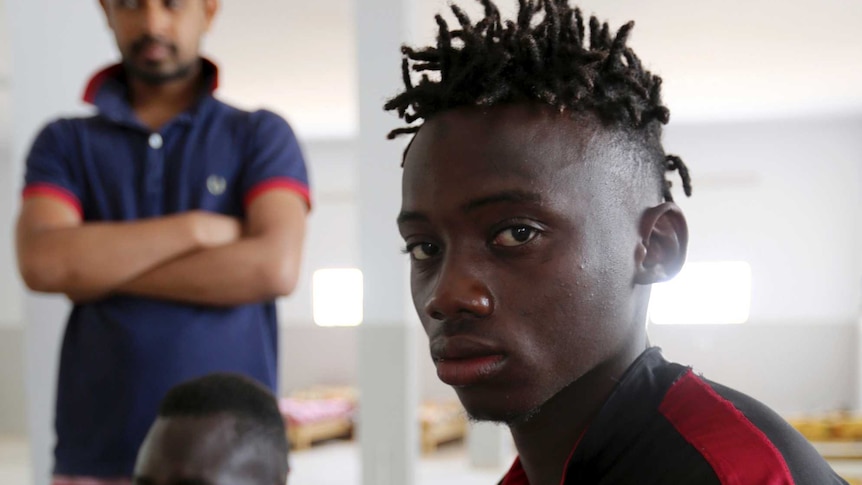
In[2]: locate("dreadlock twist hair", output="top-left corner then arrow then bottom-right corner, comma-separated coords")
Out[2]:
384,0 -> 691,201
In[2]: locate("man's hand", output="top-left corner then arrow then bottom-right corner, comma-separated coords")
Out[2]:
188,210 -> 243,248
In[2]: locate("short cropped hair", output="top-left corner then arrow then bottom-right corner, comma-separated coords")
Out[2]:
159,373 -> 288,482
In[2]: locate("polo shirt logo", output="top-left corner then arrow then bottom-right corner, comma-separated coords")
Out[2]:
207,175 -> 227,196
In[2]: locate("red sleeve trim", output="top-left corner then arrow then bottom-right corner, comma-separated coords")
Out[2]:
22,184 -> 84,218
244,177 -> 311,211
659,370 -> 795,484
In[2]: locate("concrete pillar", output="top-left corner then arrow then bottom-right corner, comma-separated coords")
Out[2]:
355,0 -> 419,483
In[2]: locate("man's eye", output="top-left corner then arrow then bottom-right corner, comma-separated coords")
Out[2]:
406,243 -> 440,261
164,0 -> 184,9
117,0 -> 140,8
493,226 -> 538,247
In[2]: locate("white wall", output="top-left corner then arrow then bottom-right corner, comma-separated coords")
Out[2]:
0,0 -> 19,328
648,115 -> 862,414
663,116 -> 862,324
650,322 -> 857,416
277,139 -> 359,327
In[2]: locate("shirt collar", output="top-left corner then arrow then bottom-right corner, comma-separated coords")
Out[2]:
81,58 -> 220,126
499,427 -> 587,485
500,457 -> 529,485
497,350 -> 665,485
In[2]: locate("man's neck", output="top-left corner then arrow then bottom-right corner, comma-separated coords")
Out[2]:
509,334 -> 648,485
129,61 -> 204,131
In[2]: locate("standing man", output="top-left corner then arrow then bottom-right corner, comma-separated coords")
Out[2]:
15,0 -> 309,482
390,0 -> 845,483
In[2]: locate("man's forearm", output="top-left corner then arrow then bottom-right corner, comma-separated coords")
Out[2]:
117,235 -> 301,306
18,212 -> 225,299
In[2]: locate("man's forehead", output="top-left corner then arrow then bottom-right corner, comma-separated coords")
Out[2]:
405,106 -> 604,170
405,109 -> 607,192
135,415 -> 239,481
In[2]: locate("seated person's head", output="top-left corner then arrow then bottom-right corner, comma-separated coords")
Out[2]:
133,373 -> 288,485
390,0 -> 690,425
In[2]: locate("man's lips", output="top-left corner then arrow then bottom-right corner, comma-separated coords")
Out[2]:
435,355 -> 506,387
431,338 -> 506,387
131,37 -> 176,63
140,43 -> 171,62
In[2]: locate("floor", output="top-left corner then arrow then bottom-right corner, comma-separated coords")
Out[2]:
4,436 -> 862,484
0,437 -> 31,485
0,436 -> 513,485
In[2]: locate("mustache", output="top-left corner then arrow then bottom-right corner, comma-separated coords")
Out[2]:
130,35 -> 178,57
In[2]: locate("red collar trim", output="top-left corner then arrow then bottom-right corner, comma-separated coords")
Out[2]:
500,456 -> 528,485
82,64 -> 124,104
500,427 -> 589,485
81,58 -> 220,105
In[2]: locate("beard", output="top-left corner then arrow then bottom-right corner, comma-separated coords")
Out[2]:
123,35 -> 197,85
466,403 -> 543,427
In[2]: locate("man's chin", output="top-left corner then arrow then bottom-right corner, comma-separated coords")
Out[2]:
124,60 -> 195,86
463,402 -> 543,427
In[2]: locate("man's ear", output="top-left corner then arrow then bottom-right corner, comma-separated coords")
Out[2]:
98,0 -> 113,28
203,0 -> 220,32
634,202 -> 688,285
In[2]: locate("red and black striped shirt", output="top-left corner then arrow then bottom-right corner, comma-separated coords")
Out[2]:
500,348 -> 846,485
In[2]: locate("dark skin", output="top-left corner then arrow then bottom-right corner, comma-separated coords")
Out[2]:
99,0 -> 219,130
133,414 -> 284,485
397,104 -> 687,485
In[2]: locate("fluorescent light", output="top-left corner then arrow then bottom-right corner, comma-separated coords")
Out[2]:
649,261 -> 752,325
312,268 -> 363,327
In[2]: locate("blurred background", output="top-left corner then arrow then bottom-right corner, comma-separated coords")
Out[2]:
1,0 -> 861,484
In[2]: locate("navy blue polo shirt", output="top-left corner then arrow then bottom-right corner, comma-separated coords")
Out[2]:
22,59 -> 310,477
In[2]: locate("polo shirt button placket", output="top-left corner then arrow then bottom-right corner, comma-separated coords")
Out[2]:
147,132 -> 165,214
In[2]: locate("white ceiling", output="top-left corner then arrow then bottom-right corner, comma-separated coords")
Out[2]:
3,0 -> 862,139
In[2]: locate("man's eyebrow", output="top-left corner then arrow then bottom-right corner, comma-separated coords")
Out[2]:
397,190 -> 543,225
460,190 -> 543,213
396,210 -> 428,225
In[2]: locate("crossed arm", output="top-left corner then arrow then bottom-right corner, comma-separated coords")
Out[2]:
16,190 -> 307,306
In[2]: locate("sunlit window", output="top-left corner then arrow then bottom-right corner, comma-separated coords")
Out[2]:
312,268 -> 363,327
648,261 -> 752,325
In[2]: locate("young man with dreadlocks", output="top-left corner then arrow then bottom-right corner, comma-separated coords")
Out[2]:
390,1 -> 846,484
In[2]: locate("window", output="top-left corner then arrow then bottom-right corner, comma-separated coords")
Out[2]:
648,261 -> 752,325
312,268 -> 363,327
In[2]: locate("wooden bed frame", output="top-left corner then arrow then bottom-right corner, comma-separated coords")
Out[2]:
421,412 -> 467,454
419,400 -> 469,454
283,389 -> 467,453
288,416 -> 354,450
288,413 -> 466,453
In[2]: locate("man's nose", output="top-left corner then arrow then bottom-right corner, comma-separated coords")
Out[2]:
423,257 -> 494,321
142,2 -> 171,36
